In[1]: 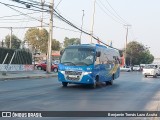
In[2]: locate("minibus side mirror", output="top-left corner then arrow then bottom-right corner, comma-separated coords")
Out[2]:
60,50 -> 64,55
96,51 -> 101,57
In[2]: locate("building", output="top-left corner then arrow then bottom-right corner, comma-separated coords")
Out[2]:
34,51 -> 60,62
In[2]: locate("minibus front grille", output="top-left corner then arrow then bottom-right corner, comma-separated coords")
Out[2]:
66,76 -> 80,81
65,71 -> 82,75
65,71 -> 82,81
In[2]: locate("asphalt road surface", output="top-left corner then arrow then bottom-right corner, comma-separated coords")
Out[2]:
0,72 -> 160,120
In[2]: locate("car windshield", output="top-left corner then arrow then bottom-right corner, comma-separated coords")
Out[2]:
144,65 -> 157,69
134,65 -> 139,67
61,47 -> 95,66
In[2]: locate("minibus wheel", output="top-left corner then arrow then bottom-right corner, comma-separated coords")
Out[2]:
109,79 -> 113,85
91,76 -> 99,88
90,82 -> 96,89
106,75 -> 114,85
62,82 -> 68,87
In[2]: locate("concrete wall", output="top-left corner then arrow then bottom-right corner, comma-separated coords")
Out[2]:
0,64 -> 34,71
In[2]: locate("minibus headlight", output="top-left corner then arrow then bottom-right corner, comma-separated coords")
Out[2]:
59,70 -> 65,74
84,72 -> 92,75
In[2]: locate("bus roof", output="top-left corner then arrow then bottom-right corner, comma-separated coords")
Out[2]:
67,44 -> 117,50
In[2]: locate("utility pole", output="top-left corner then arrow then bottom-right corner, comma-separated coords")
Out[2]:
124,24 -> 131,66
90,0 -> 96,44
40,0 -> 45,28
46,0 -> 54,73
2,40 -> 4,47
79,10 -> 84,44
10,27 -> 12,49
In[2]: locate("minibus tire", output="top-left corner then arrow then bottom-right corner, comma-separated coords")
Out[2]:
109,79 -> 113,85
91,76 -> 99,88
109,75 -> 114,85
106,75 -> 114,85
62,82 -> 68,87
91,83 -> 96,89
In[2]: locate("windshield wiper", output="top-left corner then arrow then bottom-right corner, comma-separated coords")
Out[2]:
61,62 -> 76,66
75,62 -> 89,66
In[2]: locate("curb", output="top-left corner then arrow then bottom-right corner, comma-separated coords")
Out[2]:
0,74 -> 57,81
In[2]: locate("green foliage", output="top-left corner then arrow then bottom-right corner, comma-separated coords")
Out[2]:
4,34 -> 21,49
125,41 -> 154,65
0,47 -> 32,64
52,39 -> 61,50
24,28 -> 48,53
139,51 -> 154,64
63,37 -> 80,48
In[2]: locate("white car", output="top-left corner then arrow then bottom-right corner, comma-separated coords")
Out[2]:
120,66 -> 132,72
142,64 -> 160,78
132,65 -> 141,71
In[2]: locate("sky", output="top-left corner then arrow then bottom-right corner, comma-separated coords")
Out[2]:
0,0 -> 160,58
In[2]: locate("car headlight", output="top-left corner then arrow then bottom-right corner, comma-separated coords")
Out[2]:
83,72 -> 92,75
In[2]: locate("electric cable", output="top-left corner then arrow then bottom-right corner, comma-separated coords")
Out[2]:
0,2 -> 49,25
105,0 -> 129,25
96,1 -> 126,25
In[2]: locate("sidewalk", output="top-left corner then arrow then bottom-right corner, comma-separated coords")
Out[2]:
0,70 -> 57,80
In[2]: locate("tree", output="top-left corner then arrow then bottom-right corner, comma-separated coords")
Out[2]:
139,51 -> 154,64
4,34 -> 21,49
52,39 -> 61,50
63,37 -> 80,48
125,41 -> 154,65
24,28 -> 48,53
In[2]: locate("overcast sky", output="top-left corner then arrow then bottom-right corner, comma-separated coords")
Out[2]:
0,0 -> 160,58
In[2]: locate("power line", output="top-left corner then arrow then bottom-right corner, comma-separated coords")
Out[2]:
0,25 -> 81,33
9,0 -> 92,36
55,0 -> 63,9
96,1 -> 123,25
0,26 -> 44,29
0,16 -> 49,21
26,0 -> 50,7
0,12 -> 39,19
54,9 -> 90,35
54,26 -> 80,33
0,2 -> 81,33
0,1 -> 48,12
104,0 -> 129,25
0,2 -> 49,25
9,0 -> 89,33
96,0 -> 126,25
14,0 -> 50,11
7,0 -> 120,50
54,9 -> 119,50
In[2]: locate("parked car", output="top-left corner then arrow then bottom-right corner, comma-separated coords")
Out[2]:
36,61 -> 58,72
36,61 -> 46,70
142,64 -> 160,78
32,61 -> 39,67
120,66 -> 132,72
53,60 -> 60,65
132,65 -> 141,71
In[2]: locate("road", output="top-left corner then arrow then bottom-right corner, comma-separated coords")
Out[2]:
0,72 -> 160,120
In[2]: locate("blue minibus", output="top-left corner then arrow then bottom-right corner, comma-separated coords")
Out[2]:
58,44 -> 120,88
